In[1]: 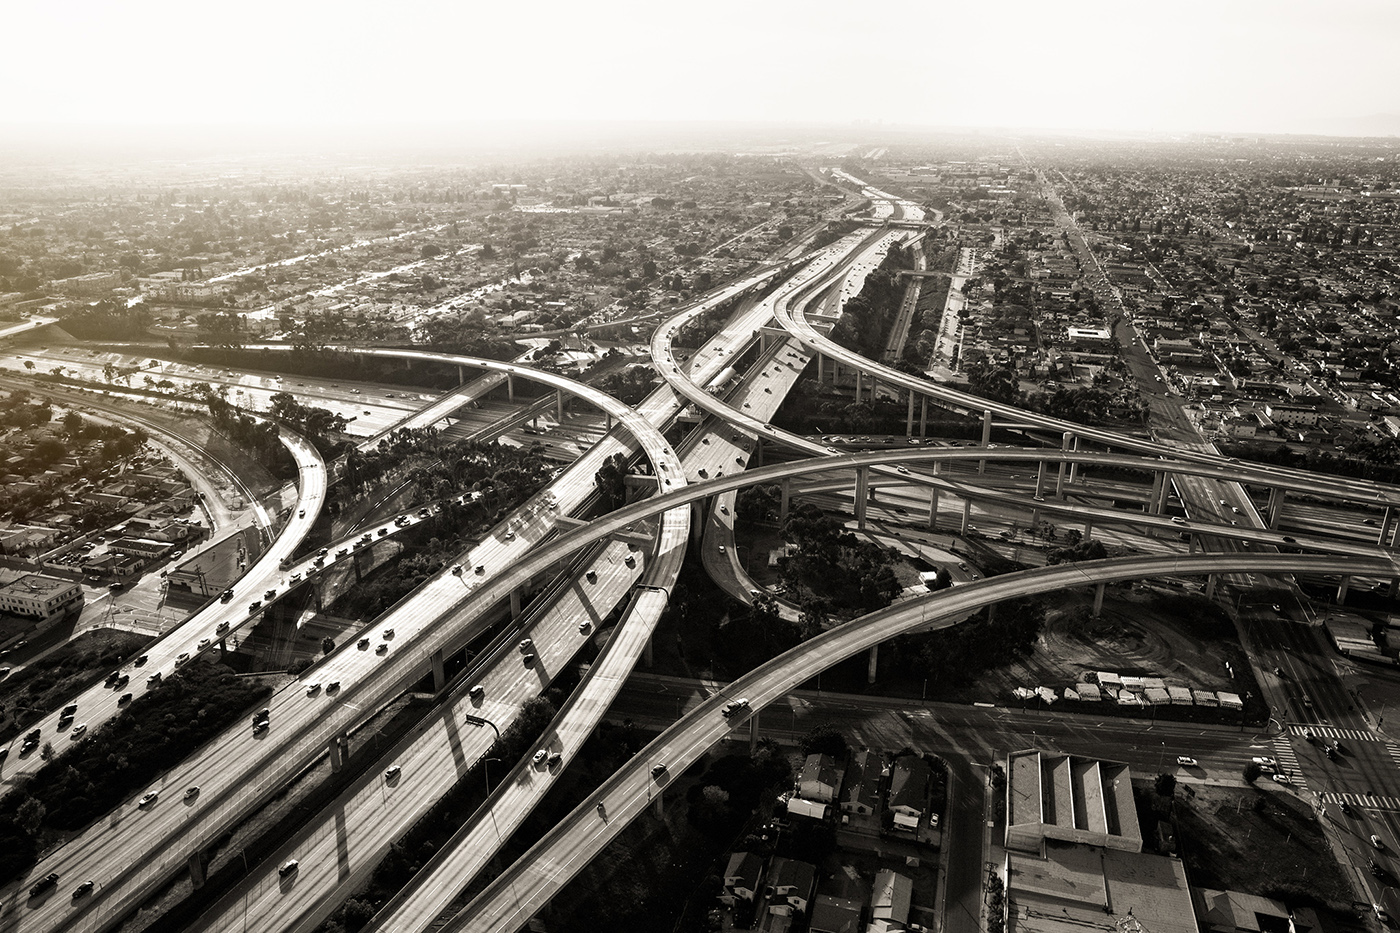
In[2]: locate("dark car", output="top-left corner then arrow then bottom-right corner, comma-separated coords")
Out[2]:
28,872 -> 59,897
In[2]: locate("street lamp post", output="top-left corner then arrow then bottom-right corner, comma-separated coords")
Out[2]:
483,757 -> 501,794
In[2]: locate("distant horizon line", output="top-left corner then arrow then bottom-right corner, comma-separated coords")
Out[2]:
2,116 -> 1399,143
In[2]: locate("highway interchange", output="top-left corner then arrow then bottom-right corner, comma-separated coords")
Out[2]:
5,177 -> 1400,932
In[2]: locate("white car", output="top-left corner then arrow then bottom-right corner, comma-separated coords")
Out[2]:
532,750 -> 549,767
1271,773 -> 1293,785
1175,756 -> 1197,767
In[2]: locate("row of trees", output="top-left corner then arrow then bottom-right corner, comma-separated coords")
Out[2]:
0,662 -> 270,883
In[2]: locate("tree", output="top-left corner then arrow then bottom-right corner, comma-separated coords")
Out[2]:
1154,773 -> 1177,797
1243,761 -> 1262,784
801,723 -> 848,761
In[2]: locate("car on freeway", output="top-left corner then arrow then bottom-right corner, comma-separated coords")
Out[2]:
184,786 -> 200,800
118,693 -> 132,705
651,763 -> 668,778
70,724 -> 87,740
722,698 -> 750,718
1373,834 -> 1386,850
306,683 -> 321,696
1176,756 -> 1197,767
327,681 -> 340,693
28,872 -> 60,897
1271,773 -> 1293,785
376,643 -> 388,655
278,859 -> 298,878
522,653 -> 536,666
385,765 -> 401,780
469,684 -> 485,700
138,792 -> 158,808
532,750 -> 549,767
71,879 -> 94,899
358,637 -> 371,649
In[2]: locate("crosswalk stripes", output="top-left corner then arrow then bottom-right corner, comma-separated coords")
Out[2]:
1386,742 -> 1400,771
1272,737 -> 1308,790
1321,791 -> 1400,812
1287,724 -> 1377,743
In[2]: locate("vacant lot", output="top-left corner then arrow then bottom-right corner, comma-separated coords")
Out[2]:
977,582 -> 1262,711
1174,783 -> 1351,909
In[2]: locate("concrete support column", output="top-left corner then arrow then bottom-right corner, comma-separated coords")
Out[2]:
555,389 -> 565,420
979,410 -> 993,474
817,354 -> 825,383
1092,582 -> 1106,618
754,438 -> 764,467
906,393 -> 915,435
927,488 -> 940,530
855,371 -> 863,402
867,644 -> 879,684
1083,518 -> 1093,540
748,713 -> 759,752
189,851 -> 206,889
329,735 -> 346,772
457,365 -> 466,385
1055,461 -> 1067,498
1380,506 -> 1394,547
1205,575 -> 1218,600
854,467 -> 870,529
643,635 -> 654,668
510,588 -> 523,619
1157,475 -> 1172,514
1389,577 -> 1399,599
1068,435 -> 1081,483
431,648 -> 446,692
920,397 -> 928,437
1034,462 -> 1046,499
653,791 -> 664,819
1148,473 -> 1164,515
506,374 -> 515,402
1188,534 -> 1197,554
960,498 -> 972,534
780,479 -> 791,524
606,412 -> 613,432
1267,488 -> 1287,530
1390,518 -> 1400,550
869,376 -> 878,401
1337,576 -> 1351,605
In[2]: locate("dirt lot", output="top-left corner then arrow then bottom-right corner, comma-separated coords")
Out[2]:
1173,782 -> 1353,909
986,582 -> 1245,695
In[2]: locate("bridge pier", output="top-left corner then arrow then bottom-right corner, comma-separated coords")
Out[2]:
1157,475 -> 1172,514
749,713 -> 759,752
1092,582 -> 1105,618
1267,488 -> 1287,530
780,479 -> 791,524
854,467 -> 869,529
854,370 -> 863,402
979,410 -> 993,474
555,389 -> 565,420
654,790 -> 665,819
754,438 -> 763,467
1380,506 -> 1394,547
1389,577 -> 1399,600
188,851 -> 206,889
817,353 -> 825,383
926,488 -> 940,530
920,397 -> 928,437
960,499 -> 971,535
329,734 -> 348,772
867,644 -> 878,684
906,393 -> 915,435
1205,575 -> 1218,600
1188,534 -> 1197,554
431,648 -> 446,692
1337,576 -> 1351,605
643,634 -> 654,668
457,365 -> 466,385
506,374 -> 515,403
1148,473 -> 1163,515
511,588 -> 523,619
1067,435 -> 1081,483
1034,461 -> 1046,499
1083,518 -> 1094,541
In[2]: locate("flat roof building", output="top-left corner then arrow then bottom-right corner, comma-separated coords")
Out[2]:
0,573 -> 84,621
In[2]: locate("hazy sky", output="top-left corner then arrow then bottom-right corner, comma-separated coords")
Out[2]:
6,0 -> 1398,136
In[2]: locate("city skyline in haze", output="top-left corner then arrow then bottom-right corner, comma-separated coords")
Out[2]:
4,0 -> 1400,140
